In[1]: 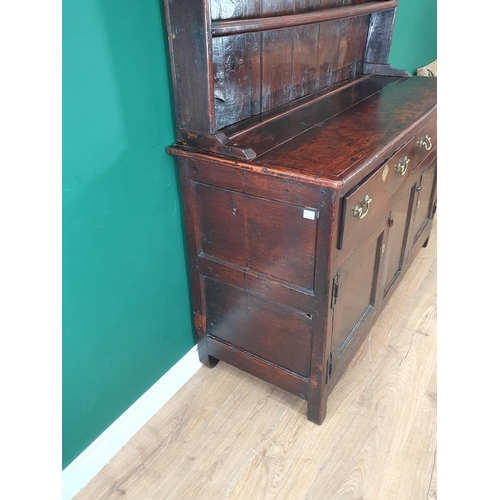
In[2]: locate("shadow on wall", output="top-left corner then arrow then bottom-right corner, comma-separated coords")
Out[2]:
62,0 -> 194,468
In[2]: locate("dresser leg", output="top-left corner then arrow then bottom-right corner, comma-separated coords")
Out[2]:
204,354 -> 219,368
197,341 -> 219,368
307,391 -> 328,425
194,313 -> 219,368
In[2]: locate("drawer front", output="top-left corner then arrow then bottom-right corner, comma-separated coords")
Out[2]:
338,139 -> 413,249
412,117 -> 437,171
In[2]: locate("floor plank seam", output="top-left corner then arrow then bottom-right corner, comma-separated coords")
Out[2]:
398,332 -> 416,370
427,448 -> 437,498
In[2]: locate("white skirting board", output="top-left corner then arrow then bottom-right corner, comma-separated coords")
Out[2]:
62,345 -> 202,500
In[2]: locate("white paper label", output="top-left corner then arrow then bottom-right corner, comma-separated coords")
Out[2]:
303,209 -> 317,220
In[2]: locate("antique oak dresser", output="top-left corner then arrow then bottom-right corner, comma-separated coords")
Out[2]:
162,0 -> 437,424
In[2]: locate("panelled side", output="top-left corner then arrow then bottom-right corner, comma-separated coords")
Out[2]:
177,155 -> 337,401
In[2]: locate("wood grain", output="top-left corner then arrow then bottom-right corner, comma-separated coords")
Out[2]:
74,220 -> 437,500
212,33 -> 261,130
256,77 -> 437,187
210,1 -> 386,127
211,1 -> 398,36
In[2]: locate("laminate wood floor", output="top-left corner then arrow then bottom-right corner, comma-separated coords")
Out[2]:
74,221 -> 437,500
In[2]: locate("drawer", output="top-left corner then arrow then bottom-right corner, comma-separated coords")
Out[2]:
338,139 -> 413,249
411,117 -> 437,171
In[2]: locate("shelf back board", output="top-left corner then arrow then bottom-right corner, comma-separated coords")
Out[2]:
163,0 -> 401,156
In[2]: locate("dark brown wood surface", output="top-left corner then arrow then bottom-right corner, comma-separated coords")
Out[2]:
205,335 -> 309,398
337,132 -> 413,250
412,119 -> 437,170
255,77 -> 436,186
195,182 -> 318,289
182,156 -> 324,206
163,0 -> 214,136
210,3 -> 396,127
205,278 -> 313,377
211,0 -> 261,20
172,76 -> 436,192
170,77 -> 437,188
211,1 -> 397,36
212,33 -> 261,130
382,187 -> 413,296
410,162 -> 437,247
364,8 -> 396,66
163,0 -> 437,426
317,19 -> 343,88
164,0 -> 409,152
228,75 -> 398,150
198,255 -> 317,313
335,226 -> 383,358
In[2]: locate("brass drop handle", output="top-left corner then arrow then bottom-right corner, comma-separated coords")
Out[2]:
352,194 -> 372,219
395,156 -> 410,175
418,135 -> 433,151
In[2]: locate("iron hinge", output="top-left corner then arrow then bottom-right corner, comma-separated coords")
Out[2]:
330,274 -> 340,309
327,352 -> 334,382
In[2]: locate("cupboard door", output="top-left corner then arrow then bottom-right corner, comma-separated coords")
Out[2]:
380,188 -> 414,297
411,162 -> 437,247
331,224 -> 385,367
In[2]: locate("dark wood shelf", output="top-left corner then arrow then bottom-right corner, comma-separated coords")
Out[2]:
211,1 -> 397,36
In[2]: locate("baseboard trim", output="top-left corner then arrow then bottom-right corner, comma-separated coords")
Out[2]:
62,345 -> 202,500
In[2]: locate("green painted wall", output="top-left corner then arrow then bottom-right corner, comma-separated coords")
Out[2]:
389,0 -> 437,74
62,0 -> 436,471
62,0 -> 194,468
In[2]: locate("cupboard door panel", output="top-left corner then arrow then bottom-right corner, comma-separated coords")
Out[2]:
411,162 -> 437,247
334,226 -> 384,359
381,188 -> 413,296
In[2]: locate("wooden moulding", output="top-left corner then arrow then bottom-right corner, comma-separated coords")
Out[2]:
363,63 -> 411,77
179,129 -> 257,160
206,335 -> 309,400
211,1 -> 398,36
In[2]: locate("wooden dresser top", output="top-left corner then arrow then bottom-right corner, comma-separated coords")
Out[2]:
170,75 -> 437,190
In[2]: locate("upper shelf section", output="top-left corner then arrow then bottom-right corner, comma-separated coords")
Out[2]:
163,0 -> 406,160
211,1 -> 398,36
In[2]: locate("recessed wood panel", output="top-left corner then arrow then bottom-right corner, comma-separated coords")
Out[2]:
382,188 -> 413,296
337,230 -> 382,355
205,278 -> 313,377
195,183 -> 318,289
412,164 -> 436,246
